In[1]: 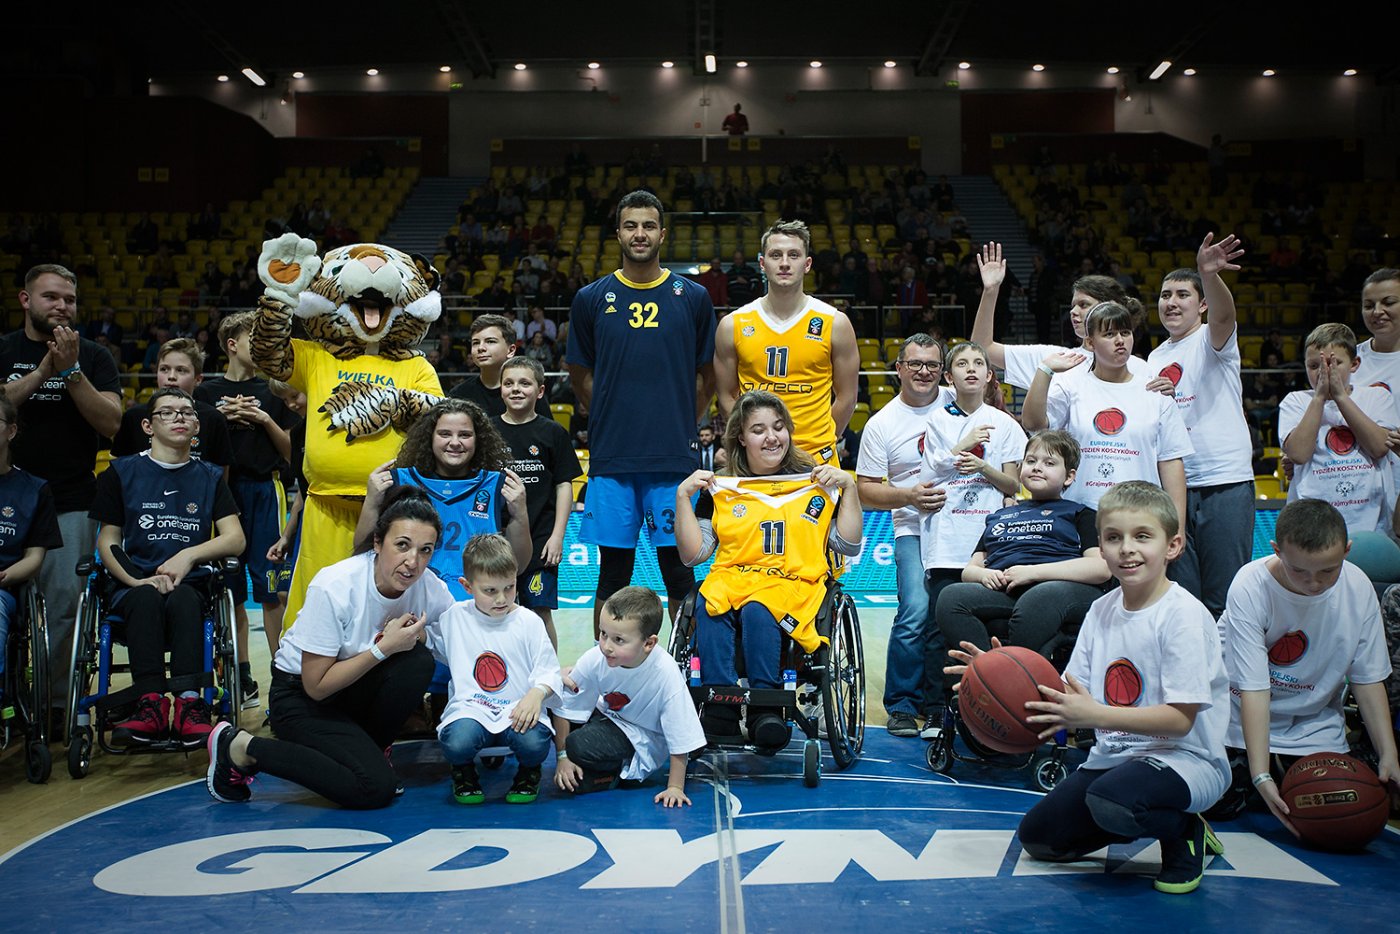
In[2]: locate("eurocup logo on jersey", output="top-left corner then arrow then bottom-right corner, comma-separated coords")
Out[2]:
138,514 -> 155,530
806,317 -> 825,340
470,490 -> 492,519
803,495 -> 826,522
672,280 -> 684,295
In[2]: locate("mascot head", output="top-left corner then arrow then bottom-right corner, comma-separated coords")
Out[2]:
281,243 -> 441,356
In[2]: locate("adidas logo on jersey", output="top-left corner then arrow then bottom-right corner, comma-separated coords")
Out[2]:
605,305 -> 617,314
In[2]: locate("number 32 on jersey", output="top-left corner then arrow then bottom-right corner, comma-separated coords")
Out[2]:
628,302 -> 660,329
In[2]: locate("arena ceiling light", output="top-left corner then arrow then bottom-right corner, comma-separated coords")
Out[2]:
1182,68 -> 1197,76
1031,63 -> 1045,72
1106,66 -> 1119,75
439,65 -> 451,73
1261,68 -> 1276,76
957,61 -> 970,70
587,61 -> 600,70
810,60 -> 823,68
366,68 -> 379,76
661,60 -> 674,68
1344,68 -> 1358,76
1148,60 -> 1172,80
883,60 -> 897,68
735,60 -> 749,68
704,53 -> 717,73
216,74 -> 229,82
514,62 -> 527,71
240,67 -> 266,87
292,71 -> 305,79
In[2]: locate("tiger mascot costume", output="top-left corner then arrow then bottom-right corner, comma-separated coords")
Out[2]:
253,232 -> 443,631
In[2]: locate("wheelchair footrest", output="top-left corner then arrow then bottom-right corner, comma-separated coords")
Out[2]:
690,686 -> 795,707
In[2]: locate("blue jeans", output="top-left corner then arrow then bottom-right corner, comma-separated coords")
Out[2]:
0,588 -> 15,688
884,536 -> 942,717
439,716 -> 552,768
694,599 -> 783,689
1169,480 -> 1254,617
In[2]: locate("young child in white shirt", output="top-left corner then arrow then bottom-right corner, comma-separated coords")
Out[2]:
429,533 -> 562,805
553,586 -> 706,807
953,481 -> 1230,895
1215,499 -> 1398,832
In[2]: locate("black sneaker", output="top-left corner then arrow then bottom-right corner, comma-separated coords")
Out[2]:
506,765 -> 542,804
1154,815 -> 1223,894
240,676 -> 261,710
206,721 -> 253,803
452,763 -> 484,804
886,712 -> 920,737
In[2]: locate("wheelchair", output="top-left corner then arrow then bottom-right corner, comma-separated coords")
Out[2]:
65,552 -> 242,778
923,620 -> 1083,793
1,583 -> 51,783
669,581 -> 865,788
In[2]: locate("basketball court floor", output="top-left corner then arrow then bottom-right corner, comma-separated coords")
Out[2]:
3,607 -> 1397,932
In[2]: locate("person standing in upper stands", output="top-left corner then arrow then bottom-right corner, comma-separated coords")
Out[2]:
721,104 -> 749,136
0,264 -> 122,721
566,190 -> 716,636
714,220 -> 860,468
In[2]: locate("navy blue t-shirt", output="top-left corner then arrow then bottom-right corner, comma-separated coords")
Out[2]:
89,454 -> 238,581
565,269 -> 715,476
0,466 -> 63,571
976,498 -> 1099,571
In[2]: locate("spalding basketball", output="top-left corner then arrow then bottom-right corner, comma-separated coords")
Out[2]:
1267,631 -> 1309,667
473,651 -> 509,693
1280,753 -> 1389,851
958,646 -> 1062,754
1093,408 -> 1126,435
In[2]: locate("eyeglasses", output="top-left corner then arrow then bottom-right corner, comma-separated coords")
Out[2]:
897,360 -> 943,373
149,408 -> 199,423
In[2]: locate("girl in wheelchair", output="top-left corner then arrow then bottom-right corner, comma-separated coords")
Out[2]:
673,390 -> 863,750
0,395 -> 63,709
89,388 -> 245,748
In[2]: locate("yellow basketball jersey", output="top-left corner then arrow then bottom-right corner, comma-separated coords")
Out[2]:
698,474 -> 837,652
731,300 -> 839,466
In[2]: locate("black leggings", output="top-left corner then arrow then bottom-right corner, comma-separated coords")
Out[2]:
248,644 -> 434,810
115,584 -> 204,696
1018,759 -> 1192,860
597,544 -> 692,613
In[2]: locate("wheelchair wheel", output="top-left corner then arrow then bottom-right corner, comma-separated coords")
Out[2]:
68,727 -> 93,779
665,589 -> 698,669
26,739 -> 52,784
925,731 -> 954,773
820,590 -> 865,770
66,584 -> 99,747
212,585 -> 243,721
1032,754 -> 1068,792
802,738 -> 821,788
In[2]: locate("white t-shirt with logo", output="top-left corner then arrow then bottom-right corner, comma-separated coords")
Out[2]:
919,400 -> 1027,569
553,645 -> 707,780
1222,557 -> 1391,753
1354,338 -> 1400,393
1147,325 -> 1254,487
1046,372 -> 1194,510
274,551 -> 456,675
1067,583 -> 1231,812
426,600 -> 563,735
855,388 -> 950,539
1278,386 -> 1397,534
1002,343 -> 1150,391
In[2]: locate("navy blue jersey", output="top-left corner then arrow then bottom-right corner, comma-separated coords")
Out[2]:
565,269 -> 715,475
976,498 -> 1099,571
393,466 -> 507,600
0,466 -> 63,570
90,454 -> 237,580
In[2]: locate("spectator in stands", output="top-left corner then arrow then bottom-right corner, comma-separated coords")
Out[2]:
505,216 -> 529,261
480,276 -> 510,309
483,221 -> 508,255
721,103 -> 749,135
1109,260 -> 1136,296
441,259 -> 467,296
199,261 -> 229,307
530,215 -> 556,252
932,175 -> 955,213
697,256 -> 730,308
287,202 -> 310,237
843,238 -> 867,269
1245,348 -> 1290,433
514,259 -> 541,296
86,305 -> 124,350
172,309 -> 197,340
727,250 -> 759,306
498,186 -> 524,220
526,332 -> 555,369
460,212 -> 484,249
1268,237 -> 1300,279
190,202 -> 221,241
129,213 -> 160,255
350,147 -> 384,179
525,306 -> 557,343
564,143 -> 590,176
306,199 -> 331,238
895,265 -> 929,334
471,181 -> 500,223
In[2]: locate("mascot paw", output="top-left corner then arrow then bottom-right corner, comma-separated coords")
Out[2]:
259,232 -> 322,304
319,380 -> 397,442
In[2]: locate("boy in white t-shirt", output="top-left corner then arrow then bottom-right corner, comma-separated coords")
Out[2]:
430,533 -> 563,805
919,340 -> 1027,597
1214,499 -> 1398,830
955,481 -> 1229,895
1145,235 -> 1255,617
1279,323 -> 1397,535
553,586 -> 706,807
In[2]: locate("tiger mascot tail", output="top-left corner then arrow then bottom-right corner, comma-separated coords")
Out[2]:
252,233 -> 445,631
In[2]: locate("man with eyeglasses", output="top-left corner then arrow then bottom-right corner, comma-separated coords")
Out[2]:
1,264 -> 123,726
89,387 -> 244,747
855,334 -> 953,738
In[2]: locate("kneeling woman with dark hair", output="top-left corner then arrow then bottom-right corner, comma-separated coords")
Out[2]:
205,486 -> 455,809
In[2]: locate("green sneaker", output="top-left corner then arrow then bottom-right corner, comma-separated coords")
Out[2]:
505,765 -> 542,804
1154,815 -> 1223,894
451,764 -> 483,805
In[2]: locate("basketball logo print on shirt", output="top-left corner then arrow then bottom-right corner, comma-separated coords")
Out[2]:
1268,630 -> 1309,667
1093,408 -> 1126,436
1104,657 -> 1143,707
1325,426 -> 1356,456
603,691 -> 631,711
473,651 -> 508,693
1159,362 -> 1183,387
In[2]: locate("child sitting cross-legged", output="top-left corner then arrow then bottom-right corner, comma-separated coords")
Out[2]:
428,532 -> 563,805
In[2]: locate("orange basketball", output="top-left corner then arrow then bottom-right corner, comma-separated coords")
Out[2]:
958,646 -> 1063,754
1280,753 -> 1389,851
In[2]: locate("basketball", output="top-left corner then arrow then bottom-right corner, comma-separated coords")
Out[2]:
473,651 -> 509,693
958,646 -> 1063,754
1267,631 -> 1309,667
1093,407 -> 1126,435
1280,753 -> 1389,851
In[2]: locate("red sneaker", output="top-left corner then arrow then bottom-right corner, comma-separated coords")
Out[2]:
112,693 -> 170,745
174,695 -> 214,748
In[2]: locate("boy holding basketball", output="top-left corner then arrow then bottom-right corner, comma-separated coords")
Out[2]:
954,481 -> 1230,894
1215,498 -> 1398,833
427,533 -> 563,805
